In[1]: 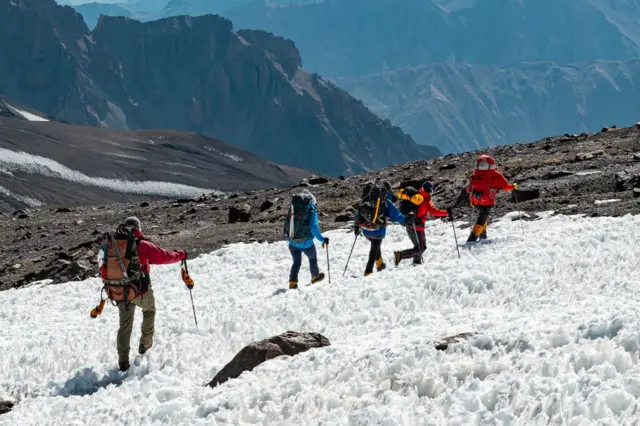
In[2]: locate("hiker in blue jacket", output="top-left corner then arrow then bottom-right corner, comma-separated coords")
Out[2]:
353,182 -> 408,276
284,190 -> 328,289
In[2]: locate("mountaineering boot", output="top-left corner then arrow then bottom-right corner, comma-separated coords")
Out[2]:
289,281 -> 298,290
375,257 -> 386,272
467,224 -> 483,243
394,251 -> 402,267
138,343 -> 152,355
364,271 -> 372,277
479,222 -> 488,240
119,361 -> 130,372
311,273 -> 325,284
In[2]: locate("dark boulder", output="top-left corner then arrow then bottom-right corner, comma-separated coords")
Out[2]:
0,400 -> 13,415
544,170 -> 574,179
259,200 -> 274,212
512,188 -> 540,203
435,332 -> 476,351
615,171 -> 640,191
228,204 -> 251,223
208,331 -> 330,388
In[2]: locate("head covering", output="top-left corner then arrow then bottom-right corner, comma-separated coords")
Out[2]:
125,216 -> 142,231
475,154 -> 496,170
422,181 -> 434,194
300,189 -> 317,205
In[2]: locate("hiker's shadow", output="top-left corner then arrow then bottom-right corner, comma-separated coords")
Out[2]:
53,367 -> 125,397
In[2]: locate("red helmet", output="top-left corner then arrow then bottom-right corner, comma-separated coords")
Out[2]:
475,154 -> 496,170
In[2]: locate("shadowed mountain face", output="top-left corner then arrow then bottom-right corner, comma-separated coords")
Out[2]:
1,0 -> 438,177
0,110 -> 311,212
337,60 -> 640,153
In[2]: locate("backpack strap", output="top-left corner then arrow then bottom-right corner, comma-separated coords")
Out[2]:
108,231 -> 129,279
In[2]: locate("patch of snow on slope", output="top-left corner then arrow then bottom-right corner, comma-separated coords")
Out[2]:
7,105 -> 49,122
204,146 -> 244,162
0,184 -> 42,207
1,213 -> 640,424
0,148 -> 216,198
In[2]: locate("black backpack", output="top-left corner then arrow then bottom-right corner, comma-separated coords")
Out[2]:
284,193 -> 314,242
398,186 -> 421,216
356,182 -> 388,230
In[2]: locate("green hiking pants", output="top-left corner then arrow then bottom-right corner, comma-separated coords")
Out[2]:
117,290 -> 156,364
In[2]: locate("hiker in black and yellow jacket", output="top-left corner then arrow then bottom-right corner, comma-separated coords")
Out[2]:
394,181 -> 448,266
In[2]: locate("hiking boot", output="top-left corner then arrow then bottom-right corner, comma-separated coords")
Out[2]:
311,273 -> 325,284
289,281 -> 298,290
394,251 -> 402,267
375,257 -> 386,272
138,343 -> 152,355
364,271 -> 373,277
119,361 -> 130,372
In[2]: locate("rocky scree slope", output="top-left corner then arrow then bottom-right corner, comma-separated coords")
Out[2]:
2,124 -> 639,291
0,0 -> 438,176
337,60 -> 640,154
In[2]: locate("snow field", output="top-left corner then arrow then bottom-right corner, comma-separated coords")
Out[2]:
0,147 -> 216,200
1,212 -> 640,425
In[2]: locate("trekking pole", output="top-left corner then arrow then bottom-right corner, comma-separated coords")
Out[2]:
181,259 -> 199,331
515,190 -> 525,234
449,210 -> 461,259
412,225 -> 424,264
342,234 -> 359,277
326,244 -> 331,284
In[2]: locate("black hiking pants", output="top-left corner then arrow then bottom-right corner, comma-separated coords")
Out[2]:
399,227 -> 426,264
467,206 -> 492,242
365,236 -> 383,274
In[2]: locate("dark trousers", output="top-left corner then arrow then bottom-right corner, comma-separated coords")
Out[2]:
399,227 -> 426,264
467,206 -> 492,242
365,236 -> 383,274
289,245 -> 319,282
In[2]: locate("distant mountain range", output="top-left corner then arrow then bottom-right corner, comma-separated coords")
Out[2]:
337,60 -> 640,153
64,0 -> 640,155
3,0 -> 437,177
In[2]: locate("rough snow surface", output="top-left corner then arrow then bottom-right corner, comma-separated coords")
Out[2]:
1,213 -> 640,425
0,148 -> 216,198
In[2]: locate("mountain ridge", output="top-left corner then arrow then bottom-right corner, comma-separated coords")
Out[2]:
2,0 -> 438,176
336,59 -> 640,153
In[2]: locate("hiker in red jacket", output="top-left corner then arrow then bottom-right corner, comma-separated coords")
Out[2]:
450,155 -> 518,242
116,216 -> 186,371
394,181 -> 448,266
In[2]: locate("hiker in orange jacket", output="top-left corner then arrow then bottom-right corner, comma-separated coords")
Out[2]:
394,181 -> 448,266
450,155 -> 518,242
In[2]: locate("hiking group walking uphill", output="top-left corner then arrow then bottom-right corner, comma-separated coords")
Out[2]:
2,124 -> 640,295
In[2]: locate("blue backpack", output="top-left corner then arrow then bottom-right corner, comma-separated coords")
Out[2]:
284,193 -> 314,242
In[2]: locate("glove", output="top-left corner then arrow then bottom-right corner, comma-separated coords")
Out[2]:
181,267 -> 194,290
353,225 -> 361,236
322,237 -> 329,248
175,250 -> 187,260
513,183 -> 519,191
